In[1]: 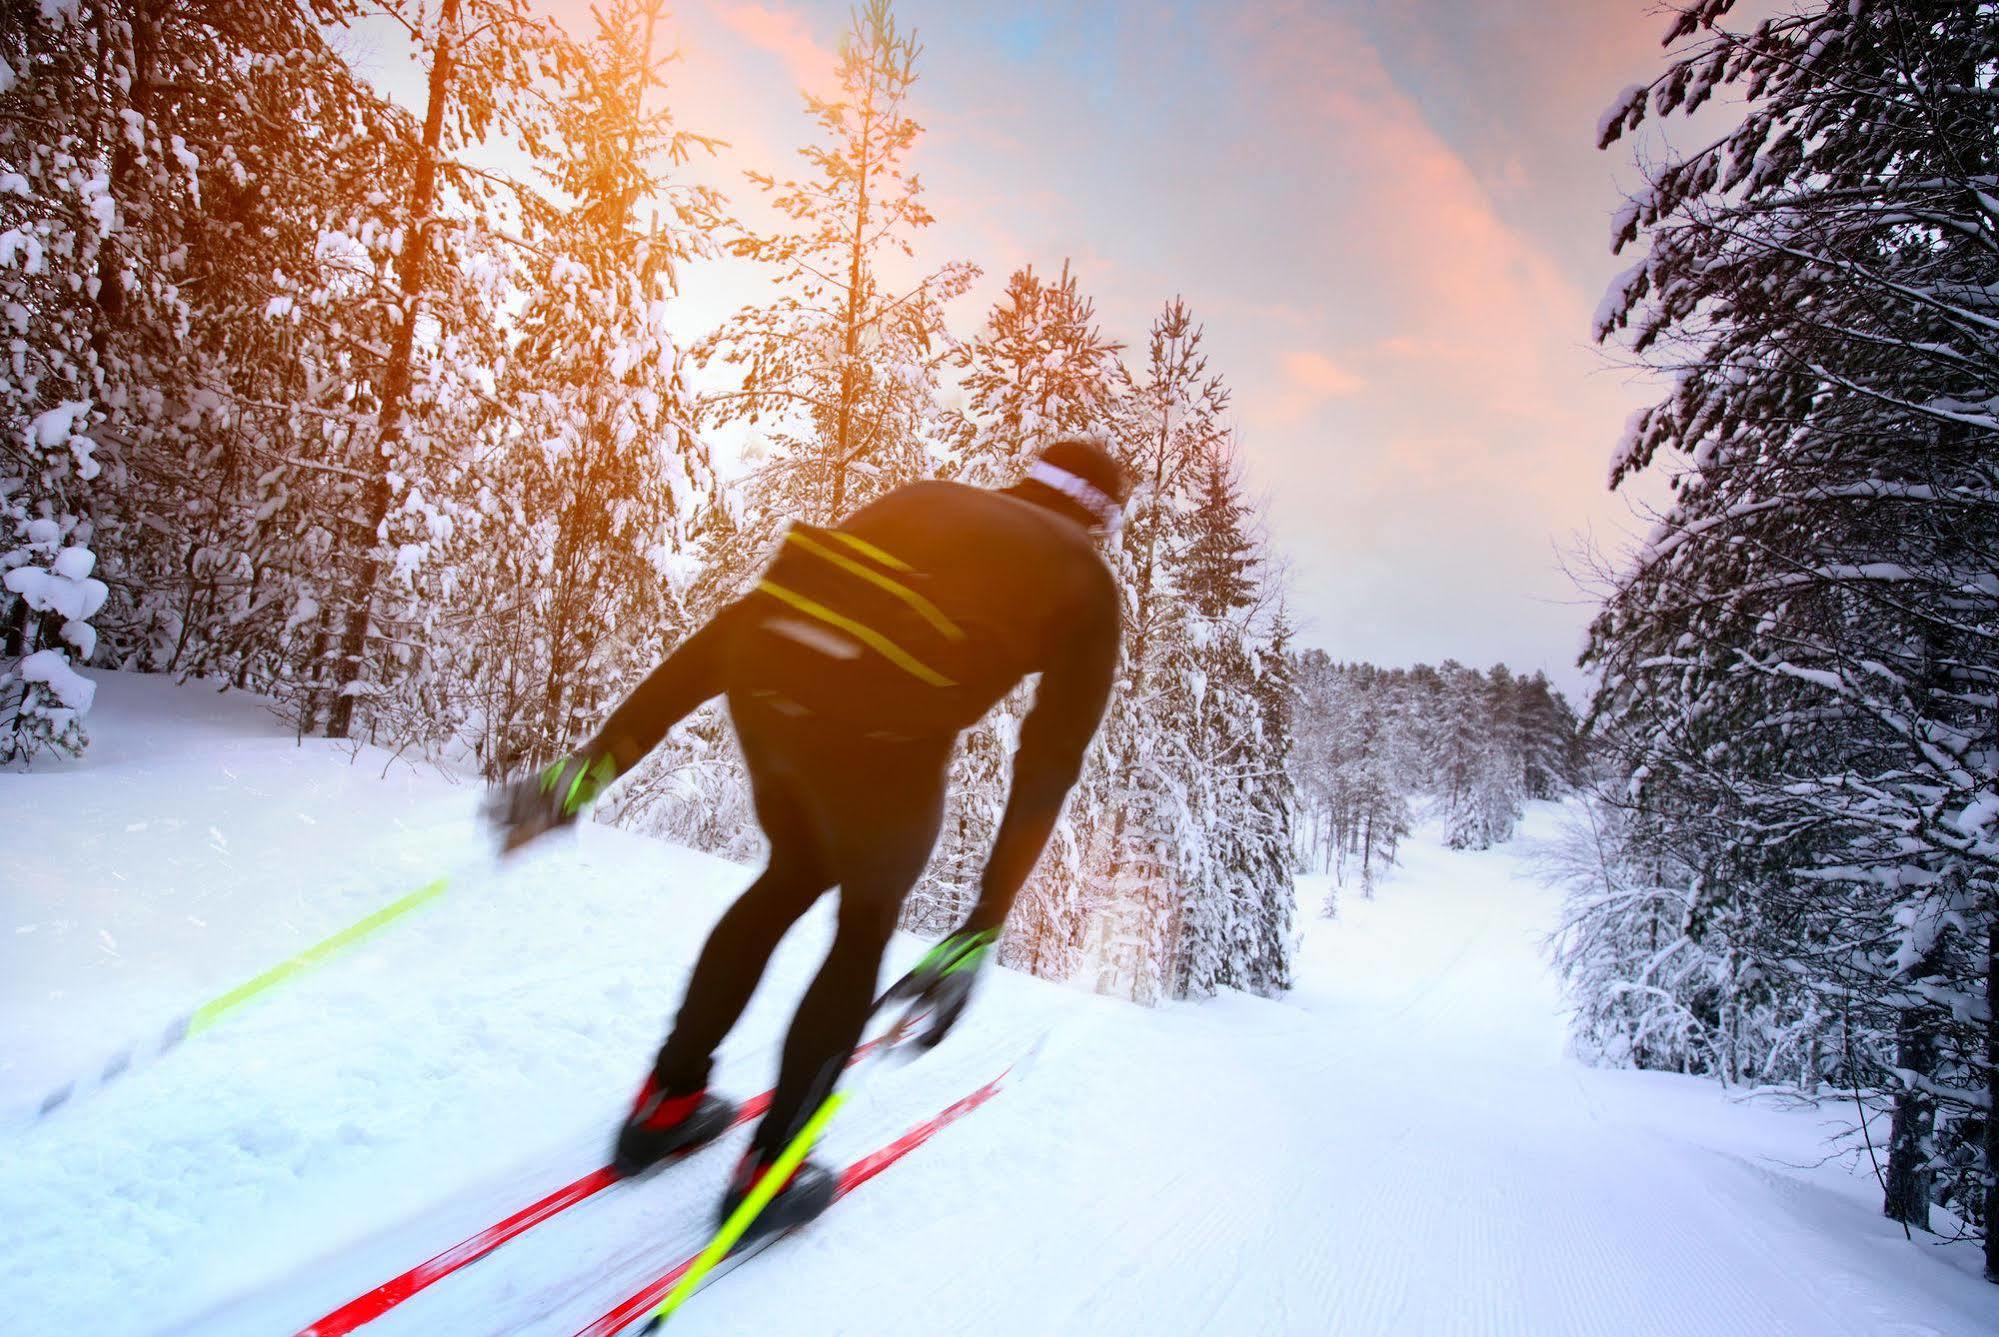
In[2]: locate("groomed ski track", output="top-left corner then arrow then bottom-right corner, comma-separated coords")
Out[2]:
4,675 -> 1995,1335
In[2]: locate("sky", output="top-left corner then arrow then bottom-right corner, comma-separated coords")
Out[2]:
366,0 -> 1715,702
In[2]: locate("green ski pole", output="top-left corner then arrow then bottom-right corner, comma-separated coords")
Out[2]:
26,874 -> 449,1124
638,1091 -> 847,1332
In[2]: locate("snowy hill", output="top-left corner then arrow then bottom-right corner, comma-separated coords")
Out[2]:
3,675 -> 1994,1335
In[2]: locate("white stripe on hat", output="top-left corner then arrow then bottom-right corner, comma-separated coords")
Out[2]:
1027,459 -> 1122,529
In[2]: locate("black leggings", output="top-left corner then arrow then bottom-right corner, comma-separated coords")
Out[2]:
652,692 -> 949,1154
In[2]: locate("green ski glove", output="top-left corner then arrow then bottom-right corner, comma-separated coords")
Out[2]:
487,753 -> 617,854
877,926 -> 998,1051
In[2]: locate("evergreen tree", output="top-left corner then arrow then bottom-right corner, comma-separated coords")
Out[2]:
458,0 -> 718,779
942,259 -> 1122,486
0,0 -> 408,759
906,260 -> 1122,937
1037,299 -> 1226,996
1245,603 -> 1300,987
1174,442 -> 1294,996
696,0 -> 975,534
317,0 -> 558,744
1513,671 -> 1579,801
1589,0 -> 1999,1263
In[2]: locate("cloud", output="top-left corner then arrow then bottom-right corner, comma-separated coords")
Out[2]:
1193,3 -> 1654,687
706,2 -> 842,100
1252,349 -> 1366,426
1284,350 -> 1365,397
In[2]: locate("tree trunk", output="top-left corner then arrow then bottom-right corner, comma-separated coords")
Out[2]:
1984,919 -> 1997,1282
1361,808 -> 1373,898
1883,1007 -> 1936,1233
828,94 -> 874,520
325,0 -> 458,739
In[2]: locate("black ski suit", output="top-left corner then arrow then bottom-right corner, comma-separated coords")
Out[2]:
581,479 -> 1120,1152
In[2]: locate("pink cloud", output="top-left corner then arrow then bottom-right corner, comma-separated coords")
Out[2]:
1251,349 -> 1367,427
706,2 -> 840,100
1284,350 -> 1365,397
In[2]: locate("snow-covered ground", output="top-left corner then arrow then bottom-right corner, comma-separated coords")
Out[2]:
3,675 -> 1995,1335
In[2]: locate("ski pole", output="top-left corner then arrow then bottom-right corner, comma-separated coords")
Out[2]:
639,1090 -> 847,1332
21,872 -> 451,1126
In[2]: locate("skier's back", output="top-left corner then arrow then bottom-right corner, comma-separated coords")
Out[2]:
492,438 -> 1126,1239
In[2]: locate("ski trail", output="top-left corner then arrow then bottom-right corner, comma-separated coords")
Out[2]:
6,683 -> 1996,1335
648,808 -> 1997,1337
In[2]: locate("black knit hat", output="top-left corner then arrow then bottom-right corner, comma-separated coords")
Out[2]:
1021,438 -> 1129,531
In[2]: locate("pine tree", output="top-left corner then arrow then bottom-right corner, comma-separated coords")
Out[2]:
1514,671 -> 1579,800
906,260 -> 1122,938
1,1 -> 173,759
458,0 -> 718,779
0,0 -> 407,759
1245,603 -> 1300,988
1053,298 -> 1232,1000
942,259 -> 1122,486
1591,0 -> 1999,1264
316,0 -> 558,744
696,0 -> 975,535
1174,440 -> 1293,997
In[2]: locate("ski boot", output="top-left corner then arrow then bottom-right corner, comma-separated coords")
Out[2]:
613,1075 -> 736,1177
716,1149 -> 836,1248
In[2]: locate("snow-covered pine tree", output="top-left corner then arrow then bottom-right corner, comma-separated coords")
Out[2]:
1174,440 -> 1293,997
907,260 -> 1123,938
1590,0 -> 1999,1263
1544,788 -> 1751,1075
456,0 -> 718,780
1,1 -> 175,760
696,0 -> 975,537
102,14 -> 408,704
1475,664 -> 1529,844
1512,670 -> 1580,801
1430,660 -> 1519,850
1351,668 -> 1418,895
0,0 -> 412,760
1054,297 -> 1228,1001
1289,650 -> 1340,883
942,260 -> 1122,486
1246,603 -> 1301,982
598,504 -> 762,862
315,0 -> 557,745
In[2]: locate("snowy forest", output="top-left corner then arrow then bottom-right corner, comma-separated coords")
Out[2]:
1291,655 -> 1579,897
6,0 -> 1999,1325
0,0 -> 1308,1005
1556,0 -> 1999,1281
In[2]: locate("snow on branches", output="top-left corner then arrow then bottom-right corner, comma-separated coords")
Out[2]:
1584,0 -> 1999,1266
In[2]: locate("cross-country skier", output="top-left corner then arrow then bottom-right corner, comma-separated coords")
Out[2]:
488,439 -> 1126,1241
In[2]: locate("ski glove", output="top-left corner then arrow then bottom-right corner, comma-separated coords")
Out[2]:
877,927 -> 998,1051
486,753 -> 617,854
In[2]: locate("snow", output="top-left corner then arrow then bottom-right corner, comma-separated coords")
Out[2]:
3,548 -> 109,620
49,544 -> 94,581
28,398 -> 90,448
17,647 -> 94,710
1956,792 -> 1999,839
2,675 -> 1994,1335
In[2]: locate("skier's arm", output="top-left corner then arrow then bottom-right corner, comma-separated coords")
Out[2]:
581,600 -> 743,776
965,589 -> 1119,935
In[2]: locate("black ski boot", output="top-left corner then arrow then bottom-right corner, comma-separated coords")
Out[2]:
613,1075 -> 736,1177
716,1150 -> 836,1247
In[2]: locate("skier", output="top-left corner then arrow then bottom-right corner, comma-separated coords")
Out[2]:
488,439 -> 1126,1240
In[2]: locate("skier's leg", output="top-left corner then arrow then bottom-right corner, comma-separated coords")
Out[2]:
751,766 -> 946,1156
652,769 -> 831,1094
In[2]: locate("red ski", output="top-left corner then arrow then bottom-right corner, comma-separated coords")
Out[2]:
574,1064 -> 1013,1337
296,1041 -> 885,1337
